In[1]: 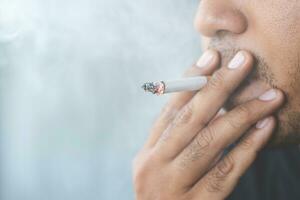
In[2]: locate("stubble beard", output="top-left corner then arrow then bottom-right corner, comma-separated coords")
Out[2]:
208,40 -> 300,147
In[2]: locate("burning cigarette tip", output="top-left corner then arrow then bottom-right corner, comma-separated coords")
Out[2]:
141,81 -> 165,95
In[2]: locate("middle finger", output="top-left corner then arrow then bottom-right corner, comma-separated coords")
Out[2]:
174,88 -> 284,186
154,51 -> 253,159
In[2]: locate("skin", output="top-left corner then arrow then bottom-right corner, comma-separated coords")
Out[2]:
133,0 -> 300,199
196,0 -> 300,146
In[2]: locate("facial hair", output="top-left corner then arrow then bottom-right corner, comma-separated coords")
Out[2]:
208,36 -> 300,147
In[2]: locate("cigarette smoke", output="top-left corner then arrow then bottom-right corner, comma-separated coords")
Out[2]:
0,0 -> 200,199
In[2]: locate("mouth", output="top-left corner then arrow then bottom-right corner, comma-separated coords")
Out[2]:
218,50 -> 272,110
207,39 -> 277,110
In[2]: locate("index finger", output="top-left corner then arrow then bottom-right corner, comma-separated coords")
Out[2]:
145,49 -> 220,148
154,50 -> 254,158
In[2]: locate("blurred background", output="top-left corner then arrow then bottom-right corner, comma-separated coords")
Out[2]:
0,0 -> 201,199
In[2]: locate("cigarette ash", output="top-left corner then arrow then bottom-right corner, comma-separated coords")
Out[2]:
141,81 -> 165,95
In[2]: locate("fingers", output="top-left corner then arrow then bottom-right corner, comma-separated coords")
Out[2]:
173,88 -> 284,185
145,50 -> 220,148
154,51 -> 254,158
192,116 -> 276,199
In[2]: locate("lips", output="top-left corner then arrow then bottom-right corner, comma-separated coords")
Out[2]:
210,46 -> 272,110
207,42 -> 274,110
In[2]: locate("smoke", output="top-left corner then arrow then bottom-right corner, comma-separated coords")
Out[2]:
0,0 -> 200,199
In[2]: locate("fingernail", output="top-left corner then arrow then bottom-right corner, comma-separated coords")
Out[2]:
256,117 -> 271,129
196,51 -> 214,68
228,52 -> 245,69
259,89 -> 277,101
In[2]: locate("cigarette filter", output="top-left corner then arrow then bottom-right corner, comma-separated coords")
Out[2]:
142,76 -> 209,95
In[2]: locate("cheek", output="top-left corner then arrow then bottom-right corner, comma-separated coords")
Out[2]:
245,0 -> 300,97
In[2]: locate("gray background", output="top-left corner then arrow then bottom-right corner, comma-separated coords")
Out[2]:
0,0 -> 201,199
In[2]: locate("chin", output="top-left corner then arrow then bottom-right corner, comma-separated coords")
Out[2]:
268,107 -> 300,148
209,44 -> 300,148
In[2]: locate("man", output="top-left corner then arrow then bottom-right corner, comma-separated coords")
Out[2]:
133,0 -> 300,199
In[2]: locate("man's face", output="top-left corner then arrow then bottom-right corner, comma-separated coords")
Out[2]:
194,0 -> 300,146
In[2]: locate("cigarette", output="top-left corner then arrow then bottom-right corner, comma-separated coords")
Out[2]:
142,76 -> 210,95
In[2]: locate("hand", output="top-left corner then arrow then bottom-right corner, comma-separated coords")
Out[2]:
133,50 -> 284,200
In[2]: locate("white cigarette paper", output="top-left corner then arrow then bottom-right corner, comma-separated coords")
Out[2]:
142,76 -> 209,95
164,76 -> 208,93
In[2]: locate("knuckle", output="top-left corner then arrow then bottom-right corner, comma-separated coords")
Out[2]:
215,155 -> 234,178
224,116 -> 242,130
177,128 -> 215,168
173,103 -> 194,126
235,104 -> 251,118
190,128 -> 215,160
225,105 -> 250,129
207,70 -> 227,92
205,155 -> 234,193
199,127 -> 215,149
239,136 -> 254,151
205,174 -> 225,193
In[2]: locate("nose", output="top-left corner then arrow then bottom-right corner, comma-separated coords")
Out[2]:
194,0 -> 248,37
